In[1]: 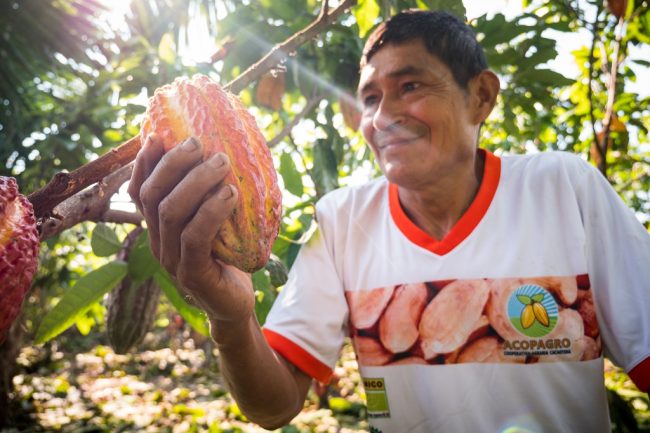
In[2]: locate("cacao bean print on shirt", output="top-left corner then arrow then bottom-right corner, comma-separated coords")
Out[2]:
345,275 -> 602,366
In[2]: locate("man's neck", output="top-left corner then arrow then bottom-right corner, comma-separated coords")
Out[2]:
396,150 -> 485,241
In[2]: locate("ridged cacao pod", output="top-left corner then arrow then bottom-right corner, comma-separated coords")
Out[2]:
265,255 -> 288,288
140,74 -> 282,273
106,228 -> 161,354
106,277 -> 161,354
0,177 -> 39,344
255,72 -> 285,111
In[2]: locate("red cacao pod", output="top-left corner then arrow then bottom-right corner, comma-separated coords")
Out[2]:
0,177 -> 39,344
606,0 -> 627,19
140,74 -> 282,273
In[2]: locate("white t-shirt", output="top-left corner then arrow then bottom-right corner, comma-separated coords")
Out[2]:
263,150 -> 650,433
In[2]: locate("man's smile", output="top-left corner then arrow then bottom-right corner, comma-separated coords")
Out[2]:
373,129 -> 423,149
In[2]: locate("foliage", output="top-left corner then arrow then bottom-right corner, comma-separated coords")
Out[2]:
1,0 -> 649,430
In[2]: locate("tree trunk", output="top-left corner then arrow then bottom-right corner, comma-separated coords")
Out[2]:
0,314 -> 27,428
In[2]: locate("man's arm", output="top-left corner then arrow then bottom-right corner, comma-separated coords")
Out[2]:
574,157 -> 650,393
128,134 -> 312,427
212,315 -> 313,428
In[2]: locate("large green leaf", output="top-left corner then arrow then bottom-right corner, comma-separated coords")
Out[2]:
416,0 -> 466,19
280,152 -> 304,197
90,223 -> 121,257
128,230 -> 161,284
522,68 -> 574,87
253,269 -> 275,326
353,0 -> 380,37
154,271 -> 210,337
35,261 -> 128,344
312,139 -> 340,197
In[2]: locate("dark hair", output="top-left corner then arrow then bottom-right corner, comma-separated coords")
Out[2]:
360,9 -> 488,89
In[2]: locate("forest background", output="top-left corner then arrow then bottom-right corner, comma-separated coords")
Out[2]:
0,0 -> 649,432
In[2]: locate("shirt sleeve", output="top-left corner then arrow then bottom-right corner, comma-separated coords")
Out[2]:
574,159 -> 650,392
262,201 -> 349,383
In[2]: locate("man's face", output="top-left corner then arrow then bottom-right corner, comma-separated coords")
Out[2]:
357,39 -> 482,189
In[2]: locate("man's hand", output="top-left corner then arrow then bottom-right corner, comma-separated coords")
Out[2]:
127,134 -> 254,324
128,134 -> 311,428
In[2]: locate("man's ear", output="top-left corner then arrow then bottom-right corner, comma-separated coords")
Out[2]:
469,70 -> 500,124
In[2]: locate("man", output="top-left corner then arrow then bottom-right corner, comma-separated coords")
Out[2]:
129,9 -> 650,433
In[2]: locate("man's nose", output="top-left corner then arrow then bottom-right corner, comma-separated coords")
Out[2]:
372,97 -> 405,131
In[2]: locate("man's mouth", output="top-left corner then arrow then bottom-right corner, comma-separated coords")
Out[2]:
375,135 -> 419,149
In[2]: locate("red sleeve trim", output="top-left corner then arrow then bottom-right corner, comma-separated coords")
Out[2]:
263,328 -> 333,384
628,357 -> 650,392
389,148 -> 501,255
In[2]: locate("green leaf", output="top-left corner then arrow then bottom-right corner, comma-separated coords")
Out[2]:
328,396 -> 352,413
253,269 -> 275,325
128,230 -> 161,284
522,68 -> 574,87
154,271 -> 210,337
532,293 -> 545,303
517,294 -> 532,305
353,0 -> 380,38
279,152 -> 304,197
632,59 -> 650,68
35,261 -> 128,344
158,32 -> 176,64
312,139 -> 339,197
416,0 -> 466,19
91,223 -> 121,257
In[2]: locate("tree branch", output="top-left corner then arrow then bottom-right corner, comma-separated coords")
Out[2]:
225,0 -> 357,94
601,16 -> 626,144
28,135 -> 141,221
587,3 -> 605,169
267,95 -> 323,148
27,0 -> 358,228
102,209 -> 143,226
593,12 -> 626,176
38,164 -> 135,241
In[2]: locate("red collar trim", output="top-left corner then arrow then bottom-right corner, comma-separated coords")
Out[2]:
388,149 -> 501,255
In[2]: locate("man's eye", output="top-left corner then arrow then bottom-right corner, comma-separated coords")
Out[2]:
363,95 -> 378,106
403,82 -> 419,92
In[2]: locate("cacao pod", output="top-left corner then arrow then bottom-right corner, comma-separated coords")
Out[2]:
339,96 -> 361,131
255,72 -> 285,111
106,228 -> 161,354
140,74 -> 283,273
106,277 -> 161,354
0,176 -> 39,344
606,0 -> 627,19
265,255 -> 288,288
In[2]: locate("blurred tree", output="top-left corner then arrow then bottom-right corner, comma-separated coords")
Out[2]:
0,0 -> 648,429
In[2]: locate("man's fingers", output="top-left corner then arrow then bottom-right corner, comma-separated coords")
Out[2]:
158,153 -> 232,274
128,134 -> 164,213
139,137 -> 203,259
178,184 -> 238,281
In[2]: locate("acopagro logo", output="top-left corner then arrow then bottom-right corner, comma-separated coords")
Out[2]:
507,284 -> 559,338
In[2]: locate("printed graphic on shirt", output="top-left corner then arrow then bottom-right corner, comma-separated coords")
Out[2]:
346,275 -> 601,366
508,284 -> 559,338
362,377 -> 390,418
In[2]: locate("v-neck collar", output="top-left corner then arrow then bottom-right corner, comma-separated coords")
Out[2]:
388,149 -> 501,255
